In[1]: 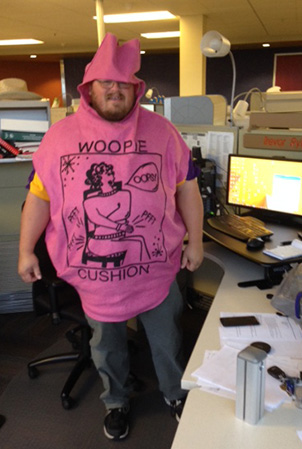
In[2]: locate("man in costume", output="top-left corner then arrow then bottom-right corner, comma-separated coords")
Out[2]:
19,33 -> 204,440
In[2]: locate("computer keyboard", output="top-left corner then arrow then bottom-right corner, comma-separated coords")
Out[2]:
207,214 -> 274,241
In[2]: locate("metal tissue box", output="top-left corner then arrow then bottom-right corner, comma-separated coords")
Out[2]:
236,345 -> 267,425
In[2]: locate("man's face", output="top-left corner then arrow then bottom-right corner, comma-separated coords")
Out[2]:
89,80 -> 136,122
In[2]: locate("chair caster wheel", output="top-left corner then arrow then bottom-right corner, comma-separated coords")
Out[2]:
28,366 -> 39,379
61,396 -> 75,410
71,341 -> 80,351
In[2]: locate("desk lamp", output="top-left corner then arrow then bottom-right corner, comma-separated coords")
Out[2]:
200,30 -> 236,126
145,86 -> 164,104
232,87 -> 265,128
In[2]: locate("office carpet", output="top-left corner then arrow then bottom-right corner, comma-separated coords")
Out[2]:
0,305 -> 206,449
0,338 -> 178,448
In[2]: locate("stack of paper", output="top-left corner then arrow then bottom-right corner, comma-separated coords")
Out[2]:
219,312 -> 302,358
263,239 -> 302,260
192,313 -> 302,411
192,345 -> 302,411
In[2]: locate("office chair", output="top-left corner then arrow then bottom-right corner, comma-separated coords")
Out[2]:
27,233 -> 92,410
27,232 -> 143,408
0,415 -> 5,428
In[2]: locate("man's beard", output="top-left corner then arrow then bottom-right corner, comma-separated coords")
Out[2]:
91,93 -> 135,122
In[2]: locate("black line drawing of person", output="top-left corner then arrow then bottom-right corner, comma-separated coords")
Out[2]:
82,162 -> 150,267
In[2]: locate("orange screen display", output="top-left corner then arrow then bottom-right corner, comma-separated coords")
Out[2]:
227,156 -> 302,216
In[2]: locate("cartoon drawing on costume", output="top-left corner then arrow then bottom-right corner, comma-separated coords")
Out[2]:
82,161 -> 150,267
60,152 -> 167,271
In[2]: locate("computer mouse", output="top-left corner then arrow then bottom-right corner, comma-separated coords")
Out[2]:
246,237 -> 265,251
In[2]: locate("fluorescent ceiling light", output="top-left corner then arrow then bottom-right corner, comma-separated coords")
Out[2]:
141,31 -> 180,39
262,43 -> 270,47
0,39 -> 44,46
101,11 -> 176,23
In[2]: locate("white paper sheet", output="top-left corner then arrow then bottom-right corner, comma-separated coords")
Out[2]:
192,345 -> 302,411
205,131 -> 234,184
219,312 -> 302,358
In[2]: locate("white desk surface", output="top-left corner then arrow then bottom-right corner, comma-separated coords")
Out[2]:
172,388 -> 301,449
173,240 -> 302,449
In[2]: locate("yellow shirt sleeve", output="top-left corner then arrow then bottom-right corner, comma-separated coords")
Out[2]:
29,172 -> 50,202
176,178 -> 186,188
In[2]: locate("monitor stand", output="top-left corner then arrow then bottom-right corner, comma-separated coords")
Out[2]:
237,264 -> 292,290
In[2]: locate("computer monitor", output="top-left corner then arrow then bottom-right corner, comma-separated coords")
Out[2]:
227,154 -> 302,220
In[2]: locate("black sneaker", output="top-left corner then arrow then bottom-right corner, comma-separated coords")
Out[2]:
165,397 -> 186,422
104,407 -> 129,440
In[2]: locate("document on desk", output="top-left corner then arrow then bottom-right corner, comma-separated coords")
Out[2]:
206,131 -> 234,185
219,312 -> 302,358
192,345 -> 302,411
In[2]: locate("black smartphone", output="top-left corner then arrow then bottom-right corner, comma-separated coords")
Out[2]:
220,315 -> 260,327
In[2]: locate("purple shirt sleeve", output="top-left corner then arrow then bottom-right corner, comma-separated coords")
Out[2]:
186,157 -> 201,180
26,169 -> 35,189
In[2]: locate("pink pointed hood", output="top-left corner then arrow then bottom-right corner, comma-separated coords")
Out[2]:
78,33 -> 145,105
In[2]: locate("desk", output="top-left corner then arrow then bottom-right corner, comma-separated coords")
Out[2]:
204,220 -> 302,288
203,219 -> 302,267
172,241 -> 302,448
172,388 -> 301,449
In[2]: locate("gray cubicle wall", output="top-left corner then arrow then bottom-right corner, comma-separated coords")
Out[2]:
0,161 -> 33,313
0,101 -> 50,313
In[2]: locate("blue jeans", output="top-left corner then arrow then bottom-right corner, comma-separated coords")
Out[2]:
85,280 -> 186,410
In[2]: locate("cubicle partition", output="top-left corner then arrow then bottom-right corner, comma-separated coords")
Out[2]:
0,100 -> 50,313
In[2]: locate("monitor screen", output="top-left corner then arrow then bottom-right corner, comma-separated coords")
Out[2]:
227,155 -> 302,218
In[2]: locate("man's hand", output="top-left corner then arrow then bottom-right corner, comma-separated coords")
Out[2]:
18,252 -> 42,283
176,179 -> 204,272
18,191 -> 50,284
181,240 -> 204,272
